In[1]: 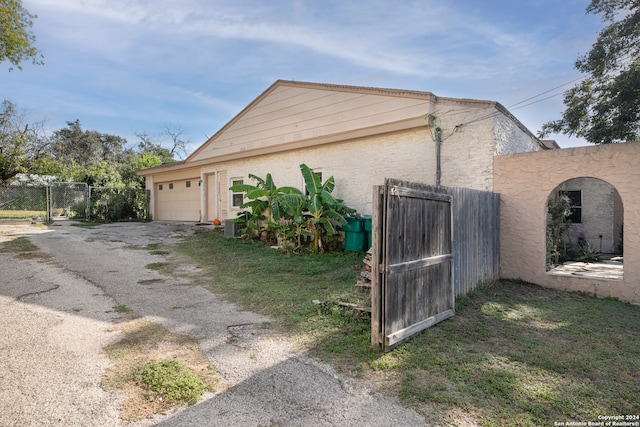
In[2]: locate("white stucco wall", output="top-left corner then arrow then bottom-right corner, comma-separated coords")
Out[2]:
495,142 -> 640,305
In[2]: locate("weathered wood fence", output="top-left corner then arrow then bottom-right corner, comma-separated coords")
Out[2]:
446,185 -> 501,296
371,179 -> 500,351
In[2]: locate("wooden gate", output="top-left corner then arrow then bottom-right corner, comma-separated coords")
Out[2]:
371,178 -> 455,351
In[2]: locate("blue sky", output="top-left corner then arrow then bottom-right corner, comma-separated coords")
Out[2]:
3,0 -> 604,155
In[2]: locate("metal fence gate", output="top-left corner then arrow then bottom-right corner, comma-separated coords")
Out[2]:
47,182 -> 89,221
371,178 -> 455,352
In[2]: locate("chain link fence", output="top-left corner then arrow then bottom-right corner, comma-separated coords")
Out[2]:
0,182 -> 48,220
1,182 -> 149,222
48,182 -> 89,219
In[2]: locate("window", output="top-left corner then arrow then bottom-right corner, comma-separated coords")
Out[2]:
561,190 -> 582,223
159,184 -> 163,190
169,183 -> 174,190
186,180 -> 191,188
232,179 -> 244,207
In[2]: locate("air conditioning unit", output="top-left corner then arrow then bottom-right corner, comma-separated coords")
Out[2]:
224,219 -> 240,238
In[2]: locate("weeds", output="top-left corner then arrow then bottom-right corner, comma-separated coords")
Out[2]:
102,319 -> 219,421
112,305 -> 131,313
133,360 -> 207,406
145,262 -> 168,271
0,236 -> 38,252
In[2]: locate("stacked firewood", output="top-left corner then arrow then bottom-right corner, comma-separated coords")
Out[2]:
356,248 -> 373,290
334,249 -> 374,314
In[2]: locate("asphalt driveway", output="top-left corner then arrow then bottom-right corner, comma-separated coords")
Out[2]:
0,220 -> 426,426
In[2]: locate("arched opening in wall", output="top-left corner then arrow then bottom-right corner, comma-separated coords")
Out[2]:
546,177 -> 623,280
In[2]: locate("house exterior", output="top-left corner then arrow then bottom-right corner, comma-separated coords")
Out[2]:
555,177 -> 623,254
138,80 -> 549,222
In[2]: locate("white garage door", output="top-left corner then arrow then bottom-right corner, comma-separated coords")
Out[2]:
156,179 -> 200,221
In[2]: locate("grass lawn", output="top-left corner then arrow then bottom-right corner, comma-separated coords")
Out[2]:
175,229 -> 640,427
0,210 -> 46,221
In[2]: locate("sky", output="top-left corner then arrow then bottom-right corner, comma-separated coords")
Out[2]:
3,0 -> 606,155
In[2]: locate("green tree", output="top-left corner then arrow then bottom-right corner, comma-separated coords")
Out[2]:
279,191 -> 311,249
70,161 -> 123,188
120,151 -> 165,189
50,120 -> 128,167
541,0 -> 639,144
0,100 -> 48,184
0,0 -> 43,71
135,131 -> 175,165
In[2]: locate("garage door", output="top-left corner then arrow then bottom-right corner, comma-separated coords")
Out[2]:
156,179 -> 200,221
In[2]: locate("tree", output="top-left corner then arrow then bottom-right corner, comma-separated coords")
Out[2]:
0,0 -> 43,71
134,131 -> 175,165
0,100 -> 48,184
540,0 -> 639,144
120,151 -> 165,188
162,125 -> 190,160
50,120 -> 128,167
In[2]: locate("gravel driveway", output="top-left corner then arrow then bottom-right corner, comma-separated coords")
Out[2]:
0,220 -> 426,426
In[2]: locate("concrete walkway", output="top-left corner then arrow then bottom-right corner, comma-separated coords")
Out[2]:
548,257 -> 623,280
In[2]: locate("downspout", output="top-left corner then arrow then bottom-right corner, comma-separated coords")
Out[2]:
435,127 -> 442,187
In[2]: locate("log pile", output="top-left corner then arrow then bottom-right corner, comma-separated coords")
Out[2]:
356,248 -> 373,290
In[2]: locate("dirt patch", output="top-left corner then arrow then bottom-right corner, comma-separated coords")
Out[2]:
102,319 -> 225,422
0,222 -> 51,243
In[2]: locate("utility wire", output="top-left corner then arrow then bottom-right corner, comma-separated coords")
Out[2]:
507,75 -> 585,109
433,74 -> 586,125
450,74 -> 590,131
511,92 -> 567,111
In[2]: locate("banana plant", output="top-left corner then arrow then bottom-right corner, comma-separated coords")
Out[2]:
279,191 -> 312,249
229,173 -> 301,242
300,163 -> 354,253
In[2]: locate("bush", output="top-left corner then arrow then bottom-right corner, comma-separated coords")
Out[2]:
89,188 -> 148,222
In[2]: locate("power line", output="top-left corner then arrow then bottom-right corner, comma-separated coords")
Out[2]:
432,74 -> 587,130
511,92 -> 566,111
449,74 -> 590,132
507,75 -> 585,109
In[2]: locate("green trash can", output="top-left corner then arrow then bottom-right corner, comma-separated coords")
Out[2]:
363,215 -> 372,249
342,216 -> 365,252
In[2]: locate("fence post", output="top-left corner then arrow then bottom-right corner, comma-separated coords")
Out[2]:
46,185 -> 51,222
87,186 -> 93,219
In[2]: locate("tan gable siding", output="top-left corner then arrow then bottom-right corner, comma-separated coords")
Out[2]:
190,84 -> 436,162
